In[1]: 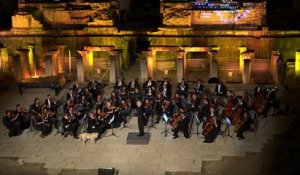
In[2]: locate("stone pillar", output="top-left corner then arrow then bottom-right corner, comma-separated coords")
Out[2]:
109,55 -> 117,83
76,57 -> 85,82
240,50 -> 255,74
177,50 -> 185,82
27,45 -> 36,76
296,51 -> 300,76
77,50 -> 90,80
238,46 -> 247,72
271,51 -> 280,84
152,50 -> 157,71
45,50 -> 59,76
140,57 -> 148,83
56,45 -> 66,74
12,55 -> 22,81
112,49 -> 122,78
143,51 -> 153,78
45,55 -> 52,76
208,50 -> 218,78
243,59 -> 251,84
16,49 -> 30,78
0,47 -> 9,72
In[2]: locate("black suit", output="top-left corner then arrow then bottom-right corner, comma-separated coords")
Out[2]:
136,105 -> 146,135
215,84 -> 226,96
128,81 -> 140,91
194,83 -> 204,95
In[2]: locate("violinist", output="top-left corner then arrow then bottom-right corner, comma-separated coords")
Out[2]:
66,88 -> 75,101
194,79 -> 204,95
87,79 -> 100,99
110,91 -> 121,107
215,82 -> 226,96
144,87 -> 155,100
2,110 -> 22,137
119,86 -> 128,101
30,98 -> 43,118
154,93 -> 165,123
171,107 -> 190,139
143,77 -> 156,91
190,93 -> 200,113
41,107 -> 56,129
176,79 -> 188,98
95,95 -> 105,111
95,108 -> 108,130
114,77 -> 124,92
35,107 -> 52,138
159,78 -> 171,99
198,96 -> 210,123
64,99 -> 74,114
103,101 -> 120,127
144,98 -> 153,124
128,77 -> 139,93
14,104 -> 30,129
130,87 -> 142,109
203,107 -> 220,143
87,112 -> 104,138
62,106 -> 79,139
44,94 -> 56,112
72,81 -> 80,93
119,99 -> 130,127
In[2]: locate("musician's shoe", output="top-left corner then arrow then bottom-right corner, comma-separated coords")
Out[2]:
154,121 -> 159,124
184,136 -> 190,139
173,135 -> 179,139
238,136 -> 245,140
73,136 -> 79,139
137,134 -> 144,137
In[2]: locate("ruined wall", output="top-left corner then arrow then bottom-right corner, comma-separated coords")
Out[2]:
12,12 -> 43,29
161,3 -> 191,27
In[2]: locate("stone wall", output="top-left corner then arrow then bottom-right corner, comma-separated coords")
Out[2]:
161,3 -> 191,27
12,12 -> 43,29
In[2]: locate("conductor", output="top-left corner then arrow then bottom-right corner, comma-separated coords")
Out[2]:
136,100 -> 146,137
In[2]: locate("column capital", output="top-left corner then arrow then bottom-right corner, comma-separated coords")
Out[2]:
208,50 -> 218,57
211,46 -> 220,51
177,50 -> 185,59
77,50 -> 88,56
238,46 -> 247,51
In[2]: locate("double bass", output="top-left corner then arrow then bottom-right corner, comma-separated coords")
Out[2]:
251,91 -> 268,114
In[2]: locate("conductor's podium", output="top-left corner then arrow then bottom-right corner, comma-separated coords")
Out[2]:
126,132 -> 150,145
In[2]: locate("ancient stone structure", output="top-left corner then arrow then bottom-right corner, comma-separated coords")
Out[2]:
0,0 -> 299,83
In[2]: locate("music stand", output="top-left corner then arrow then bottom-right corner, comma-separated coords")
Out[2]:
160,113 -> 170,137
105,115 -> 119,138
222,117 -> 232,138
193,115 -> 202,137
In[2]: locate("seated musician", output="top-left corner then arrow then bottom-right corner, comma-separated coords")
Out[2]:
159,78 -> 171,99
119,99 -> 130,127
80,95 -> 91,112
95,95 -> 105,111
190,93 -> 200,113
128,77 -> 140,93
202,107 -> 220,143
87,112 -> 104,138
114,77 -> 124,91
194,79 -> 204,95
30,98 -> 43,118
110,91 -> 121,107
154,93 -> 165,123
72,81 -> 80,93
235,110 -> 253,140
143,77 -> 156,91
2,110 -> 22,137
119,86 -> 128,101
174,93 -> 185,110
103,101 -> 120,128
198,97 -> 210,124
14,104 -> 30,129
87,79 -> 100,100
162,99 -> 173,119
41,107 -> 56,129
44,94 -> 56,112
176,79 -> 188,98
64,99 -> 74,114
254,85 -> 263,97
171,107 -> 190,139
145,87 -> 155,100
66,88 -> 75,101
215,82 -> 226,96
62,107 -> 79,139
144,98 -> 154,124
35,107 -> 52,138
130,88 -> 142,109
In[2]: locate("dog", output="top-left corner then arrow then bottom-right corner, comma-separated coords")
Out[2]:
79,132 -> 99,144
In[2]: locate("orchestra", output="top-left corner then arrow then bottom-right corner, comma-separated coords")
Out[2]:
2,76 -> 280,144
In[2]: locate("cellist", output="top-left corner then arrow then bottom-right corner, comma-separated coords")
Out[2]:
202,106 -> 220,143
171,107 -> 190,139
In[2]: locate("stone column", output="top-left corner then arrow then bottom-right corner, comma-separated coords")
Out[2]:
243,59 -> 251,84
140,57 -> 148,83
12,55 -> 22,81
45,55 -> 52,76
152,50 -> 157,71
111,49 -> 122,78
27,45 -> 36,76
177,50 -> 185,82
76,57 -> 85,82
208,50 -> 218,78
238,46 -> 247,73
16,49 -> 30,78
144,51 -> 153,78
296,51 -> 300,76
0,47 -> 9,72
45,49 -> 59,76
109,54 -> 117,83
271,51 -> 280,84
240,50 -> 255,81
56,45 -> 66,74
77,50 -> 90,80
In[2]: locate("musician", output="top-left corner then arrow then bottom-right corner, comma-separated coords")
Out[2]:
110,91 -> 121,107
66,88 -> 74,101
144,98 -> 154,124
119,86 -> 128,101
154,93 -> 165,123
2,110 -> 22,137
162,99 -> 173,119
174,93 -> 183,110
202,107 -> 221,143
30,98 -> 43,117
215,82 -> 226,96
190,93 -> 200,113
198,96 -> 210,123
194,79 -> 204,95
62,107 -> 79,139
95,95 -> 105,111
176,79 -> 188,98
72,82 -> 80,93
88,79 -> 100,99
114,77 -> 124,91
41,107 -> 56,128
95,108 -> 108,131
119,99 -> 130,127
14,104 -> 30,129
235,110 -> 253,140
103,101 -> 120,127
172,107 -> 190,139
143,77 -> 156,91
35,107 -> 52,137
144,87 -> 155,100
135,100 -> 146,137
130,87 -> 142,109
44,94 -> 56,112
254,85 -> 263,96
128,77 -> 139,93
64,99 -> 74,114
159,78 -> 171,98
87,112 -> 104,137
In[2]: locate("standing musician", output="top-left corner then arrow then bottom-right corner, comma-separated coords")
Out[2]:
87,112 -> 104,138
128,77 -> 140,93
176,79 -> 189,98
159,78 -> 171,99
44,94 -> 56,112
135,100 -> 146,137
234,110 -> 253,140
2,110 -> 22,137
171,107 -> 190,139
194,79 -> 204,95
154,93 -> 165,123
202,107 -> 220,143
62,106 -> 79,139
143,77 -> 156,92
215,82 -> 226,96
